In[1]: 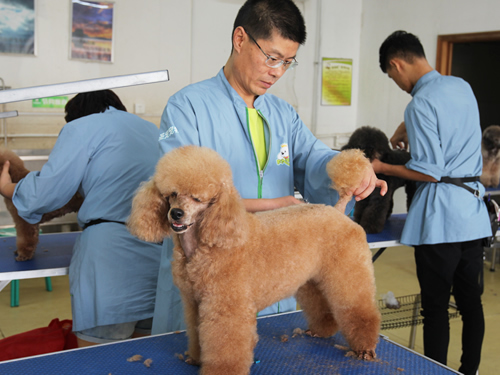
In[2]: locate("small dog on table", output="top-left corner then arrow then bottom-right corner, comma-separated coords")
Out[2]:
341,126 -> 416,234
128,145 -> 381,375
0,149 -> 83,261
480,125 -> 500,189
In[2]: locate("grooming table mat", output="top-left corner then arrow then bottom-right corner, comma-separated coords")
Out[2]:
366,213 -> 406,249
0,311 -> 460,374
0,232 -> 77,279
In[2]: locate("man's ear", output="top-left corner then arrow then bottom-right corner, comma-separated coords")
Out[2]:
232,26 -> 246,53
388,57 -> 404,73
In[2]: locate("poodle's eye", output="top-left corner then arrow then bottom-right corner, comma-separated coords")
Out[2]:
192,196 -> 201,203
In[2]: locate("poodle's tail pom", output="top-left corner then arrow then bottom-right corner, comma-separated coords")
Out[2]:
327,149 -> 372,211
127,180 -> 170,243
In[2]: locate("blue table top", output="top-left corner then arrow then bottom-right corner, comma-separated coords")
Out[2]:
366,213 -> 406,248
0,232 -> 78,278
0,311 -> 459,375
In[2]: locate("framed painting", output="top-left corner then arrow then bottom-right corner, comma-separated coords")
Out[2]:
70,0 -> 114,62
0,0 -> 35,55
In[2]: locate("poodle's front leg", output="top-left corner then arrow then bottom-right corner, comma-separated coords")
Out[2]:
197,299 -> 257,375
182,296 -> 201,365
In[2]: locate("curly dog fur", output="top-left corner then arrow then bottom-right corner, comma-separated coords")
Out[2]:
0,149 -> 83,261
128,145 -> 381,375
341,126 -> 416,233
480,125 -> 500,188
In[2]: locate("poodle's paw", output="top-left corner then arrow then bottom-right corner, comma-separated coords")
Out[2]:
305,328 -> 336,338
353,349 -> 377,361
15,250 -> 34,262
304,329 -> 321,338
185,357 -> 201,367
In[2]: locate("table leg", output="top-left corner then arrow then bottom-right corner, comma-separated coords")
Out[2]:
372,247 -> 387,262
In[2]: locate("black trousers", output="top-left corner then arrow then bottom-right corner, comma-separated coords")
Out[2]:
414,239 -> 484,375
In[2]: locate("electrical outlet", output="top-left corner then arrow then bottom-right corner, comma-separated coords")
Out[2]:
134,103 -> 145,114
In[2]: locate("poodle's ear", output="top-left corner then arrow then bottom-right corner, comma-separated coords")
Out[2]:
128,179 -> 170,243
199,184 -> 247,249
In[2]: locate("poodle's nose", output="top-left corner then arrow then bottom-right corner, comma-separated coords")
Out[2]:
170,208 -> 184,221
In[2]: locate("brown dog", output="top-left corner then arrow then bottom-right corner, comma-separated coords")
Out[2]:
481,125 -> 500,188
1,149 -> 83,261
128,146 -> 380,375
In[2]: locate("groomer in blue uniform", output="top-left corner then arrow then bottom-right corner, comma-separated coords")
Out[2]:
153,0 -> 386,334
0,91 -> 162,348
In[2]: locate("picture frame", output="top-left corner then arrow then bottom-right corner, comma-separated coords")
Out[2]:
70,0 -> 114,63
0,0 -> 36,55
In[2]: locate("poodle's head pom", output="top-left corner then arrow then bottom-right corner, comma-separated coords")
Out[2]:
153,145 -> 235,202
327,149 -> 372,199
341,126 -> 391,161
154,146 -> 247,248
0,148 -> 30,183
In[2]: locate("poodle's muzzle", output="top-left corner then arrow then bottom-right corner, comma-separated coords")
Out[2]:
169,208 -> 194,233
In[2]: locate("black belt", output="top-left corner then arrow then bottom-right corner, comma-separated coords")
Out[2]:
83,219 -> 126,230
438,176 -> 481,198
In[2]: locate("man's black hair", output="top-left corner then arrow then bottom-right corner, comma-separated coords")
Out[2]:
64,89 -> 127,123
232,0 -> 306,45
379,30 -> 426,73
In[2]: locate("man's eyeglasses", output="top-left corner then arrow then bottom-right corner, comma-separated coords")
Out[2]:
245,29 -> 298,70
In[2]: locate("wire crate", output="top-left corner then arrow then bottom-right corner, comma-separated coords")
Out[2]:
378,293 -> 460,330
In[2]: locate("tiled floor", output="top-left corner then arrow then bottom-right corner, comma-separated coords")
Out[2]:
0,245 -> 499,374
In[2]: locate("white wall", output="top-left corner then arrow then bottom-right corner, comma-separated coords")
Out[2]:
0,0 -> 363,149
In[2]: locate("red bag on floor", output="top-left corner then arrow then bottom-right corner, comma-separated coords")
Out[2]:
0,318 -> 78,362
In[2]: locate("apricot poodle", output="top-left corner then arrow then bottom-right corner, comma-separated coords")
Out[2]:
128,145 -> 381,375
0,149 -> 83,261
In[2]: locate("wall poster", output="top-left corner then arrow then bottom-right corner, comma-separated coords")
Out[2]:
321,58 -> 353,106
70,0 -> 114,62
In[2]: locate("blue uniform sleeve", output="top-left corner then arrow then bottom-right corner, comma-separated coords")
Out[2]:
404,97 -> 445,180
159,95 -> 201,154
289,111 -> 354,213
13,124 -> 89,224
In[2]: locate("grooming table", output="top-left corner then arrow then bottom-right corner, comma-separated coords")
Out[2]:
0,232 -> 78,292
0,311 -> 460,374
366,213 -> 406,262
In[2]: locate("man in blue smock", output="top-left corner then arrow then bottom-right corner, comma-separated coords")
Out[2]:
153,0 -> 387,335
373,31 -> 490,375
0,91 -> 162,347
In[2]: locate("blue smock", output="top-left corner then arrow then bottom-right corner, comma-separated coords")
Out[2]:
401,70 -> 491,246
13,107 -> 162,331
153,68 -> 353,334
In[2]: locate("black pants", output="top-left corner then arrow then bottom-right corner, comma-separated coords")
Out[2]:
414,239 -> 484,375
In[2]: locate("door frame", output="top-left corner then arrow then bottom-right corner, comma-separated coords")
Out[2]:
436,31 -> 500,75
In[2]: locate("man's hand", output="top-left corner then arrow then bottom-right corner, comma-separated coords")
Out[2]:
352,165 -> 388,202
390,121 -> 408,150
0,161 -> 15,199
